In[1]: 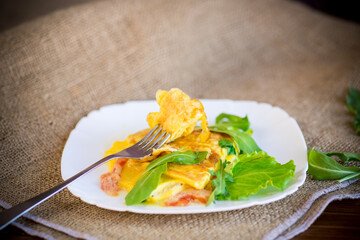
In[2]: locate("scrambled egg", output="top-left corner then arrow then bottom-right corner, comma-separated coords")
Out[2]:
103,130 -> 228,204
147,88 -> 210,142
101,89 -> 231,206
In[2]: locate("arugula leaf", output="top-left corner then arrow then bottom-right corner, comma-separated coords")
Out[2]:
226,151 -> 295,199
206,189 -> 215,206
307,149 -> 360,182
347,87 -> 360,115
209,126 -> 261,154
125,151 -> 207,205
244,128 -> 253,136
215,113 -> 250,131
326,152 -> 360,163
338,172 -> 360,182
125,164 -> 167,205
347,87 -> 360,134
209,160 -> 233,201
219,139 -> 236,155
146,150 -> 208,172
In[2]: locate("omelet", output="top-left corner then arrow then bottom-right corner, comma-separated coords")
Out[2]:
100,89 -> 232,206
101,130 -> 231,205
147,88 -> 210,142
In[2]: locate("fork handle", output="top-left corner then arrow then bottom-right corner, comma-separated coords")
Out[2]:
0,154 -> 120,230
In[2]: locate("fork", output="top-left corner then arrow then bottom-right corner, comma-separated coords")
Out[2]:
0,125 -> 170,230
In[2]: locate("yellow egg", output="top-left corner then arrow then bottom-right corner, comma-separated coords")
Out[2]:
104,140 -> 130,171
147,177 -> 185,202
147,88 -> 210,142
118,159 -> 150,191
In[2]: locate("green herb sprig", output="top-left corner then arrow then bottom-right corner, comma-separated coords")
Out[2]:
208,159 -> 233,203
210,113 -> 261,154
218,139 -> 236,155
307,149 -> 360,182
215,113 -> 250,131
347,87 -> 360,134
210,127 -> 261,154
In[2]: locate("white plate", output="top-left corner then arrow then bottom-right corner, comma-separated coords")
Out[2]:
61,100 -> 307,214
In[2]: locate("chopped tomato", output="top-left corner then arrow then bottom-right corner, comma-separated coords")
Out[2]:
100,158 -> 127,196
165,189 -> 211,207
112,158 -> 127,174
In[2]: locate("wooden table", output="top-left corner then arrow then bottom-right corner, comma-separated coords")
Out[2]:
294,199 -> 360,239
1,198 -> 359,239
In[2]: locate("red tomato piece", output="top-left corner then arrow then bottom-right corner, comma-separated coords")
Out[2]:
100,158 -> 128,196
165,189 -> 211,207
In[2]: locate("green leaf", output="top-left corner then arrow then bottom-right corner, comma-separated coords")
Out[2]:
225,151 -> 265,174
325,152 -> 360,163
125,164 -> 167,205
215,113 -> 250,131
146,150 -> 207,172
209,126 -> 261,154
206,189 -> 215,206
244,128 -> 253,136
347,87 -> 360,114
219,139 -> 236,155
209,160 -> 233,201
125,151 -> 208,205
226,151 -> 296,199
307,149 -> 360,181
339,172 -> 360,182
347,87 -> 360,134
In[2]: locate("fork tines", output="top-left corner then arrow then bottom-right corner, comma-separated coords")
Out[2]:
137,125 -> 171,152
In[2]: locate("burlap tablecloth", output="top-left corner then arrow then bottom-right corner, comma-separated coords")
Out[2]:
1,0 -> 359,239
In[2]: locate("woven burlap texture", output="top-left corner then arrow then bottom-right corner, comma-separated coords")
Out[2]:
0,0 -> 359,239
